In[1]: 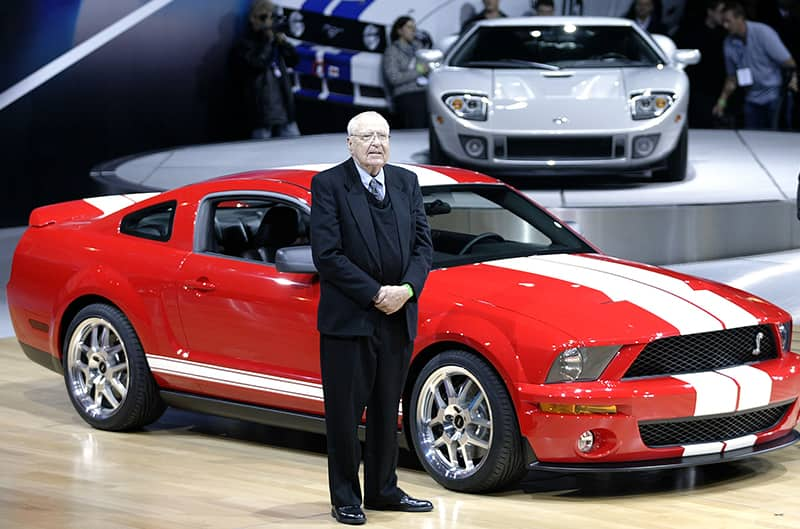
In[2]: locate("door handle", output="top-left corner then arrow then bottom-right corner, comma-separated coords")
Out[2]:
183,277 -> 216,292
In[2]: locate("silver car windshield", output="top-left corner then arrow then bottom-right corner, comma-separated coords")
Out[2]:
450,25 -> 662,69
423,184 -> 594,268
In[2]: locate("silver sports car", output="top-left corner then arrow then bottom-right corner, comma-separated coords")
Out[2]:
426,17 -> 700,181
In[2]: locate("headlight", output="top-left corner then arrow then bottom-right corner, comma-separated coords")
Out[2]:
443,93 -> 489,121
288,11 -> 305,38
778,321 -> 792,353
363,24 -> 380,51
630,91 -> 675,120
546,345 -> 621,383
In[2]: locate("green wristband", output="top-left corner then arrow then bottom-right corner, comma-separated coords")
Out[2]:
404,283 -> 414,298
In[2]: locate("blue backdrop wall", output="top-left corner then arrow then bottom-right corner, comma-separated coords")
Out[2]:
0,0 -> 254,227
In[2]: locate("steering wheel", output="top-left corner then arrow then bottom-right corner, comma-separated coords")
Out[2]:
458,232 -> 505,255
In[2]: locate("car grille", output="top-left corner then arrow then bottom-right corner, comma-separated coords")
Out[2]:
284,9 -> 387,54
624,325 -> 778,379
639,402 -> 793,448
505,136 -> 615,159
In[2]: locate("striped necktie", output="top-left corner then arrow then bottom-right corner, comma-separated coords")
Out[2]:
368,177 -> 383,200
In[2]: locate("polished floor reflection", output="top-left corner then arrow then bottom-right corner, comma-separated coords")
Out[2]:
1,337 -> 799,529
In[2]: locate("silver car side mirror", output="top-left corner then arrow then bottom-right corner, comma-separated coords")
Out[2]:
673,49 -> 701,68
416,48 -> 445,72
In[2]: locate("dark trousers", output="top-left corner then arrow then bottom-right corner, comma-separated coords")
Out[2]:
320,315 -> 411,507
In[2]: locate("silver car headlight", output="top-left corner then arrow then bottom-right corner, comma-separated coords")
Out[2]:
546,345 -> 621,383
778,321 -> 792,353
629,91 -> 675,120
288,11 -> 305,38
363,24 -> 380,51
443,93 -> 489,121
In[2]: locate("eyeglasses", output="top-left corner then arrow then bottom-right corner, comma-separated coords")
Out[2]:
351,132 -> 390,143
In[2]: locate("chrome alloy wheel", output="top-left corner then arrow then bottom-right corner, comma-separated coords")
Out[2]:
414,365 -> 493,480
66,317 -> 130,420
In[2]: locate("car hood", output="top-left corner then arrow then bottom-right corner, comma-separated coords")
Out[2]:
432,253 -> 776,344
433,66 -> 685,131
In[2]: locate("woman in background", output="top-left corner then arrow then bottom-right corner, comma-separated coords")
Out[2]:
382,16 -> 430,129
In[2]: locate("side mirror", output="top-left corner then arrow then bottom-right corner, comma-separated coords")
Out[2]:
416,48 -> 445,72
439,34 -> 460,54
674,48 -> 701,68
275,245 -> 317,274
650,33 -> 676,62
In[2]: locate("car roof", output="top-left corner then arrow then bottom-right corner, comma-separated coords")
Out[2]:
474,16 -> 637,28
206,163 -> 499,190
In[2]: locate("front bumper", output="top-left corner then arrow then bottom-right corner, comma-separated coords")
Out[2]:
430,106 -> 686,174
515,356 -> 800,467
527,429 -> 800,472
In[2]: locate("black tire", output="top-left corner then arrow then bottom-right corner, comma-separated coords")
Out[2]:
62,303 -> 165,431
652,125 -> 688,182
428,123 -> 449,165
409,350 -> 525,492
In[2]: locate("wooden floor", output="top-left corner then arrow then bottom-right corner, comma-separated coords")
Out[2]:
2,336 -> 800,529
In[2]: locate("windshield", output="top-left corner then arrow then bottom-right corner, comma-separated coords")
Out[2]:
423,184 -> 594,268
450,25 -> 662,69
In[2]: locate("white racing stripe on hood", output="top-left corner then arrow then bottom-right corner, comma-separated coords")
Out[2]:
84,192 -> 158,216
486,256 -> 723,335
717,365 -> 773,411
537,254 -> 759,329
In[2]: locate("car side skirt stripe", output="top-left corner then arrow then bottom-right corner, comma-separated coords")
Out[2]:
485,256 -> 723,335
538,254 -> 759,329
148,356 -> 324,401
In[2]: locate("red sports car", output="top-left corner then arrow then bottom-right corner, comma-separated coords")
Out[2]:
7,164 -> 800,493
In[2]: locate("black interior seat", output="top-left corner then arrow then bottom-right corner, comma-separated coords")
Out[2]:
220,219 -> 250,257
243,205 -> 300,262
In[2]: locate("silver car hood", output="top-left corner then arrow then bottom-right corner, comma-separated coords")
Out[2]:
432,66 -> 686,132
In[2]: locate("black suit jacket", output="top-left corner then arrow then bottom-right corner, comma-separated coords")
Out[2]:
310,159 -> 433,341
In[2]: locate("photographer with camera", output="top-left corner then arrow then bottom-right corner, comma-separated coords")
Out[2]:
235,0 -> 300,139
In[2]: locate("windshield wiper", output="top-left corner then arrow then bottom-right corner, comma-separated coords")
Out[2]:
463,59 -> 560,70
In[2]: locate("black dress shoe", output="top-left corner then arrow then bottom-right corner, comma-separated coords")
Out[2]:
364,494 -> 433,512
331,505 -> 366,525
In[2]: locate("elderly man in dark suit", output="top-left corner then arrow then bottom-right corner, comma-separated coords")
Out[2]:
310,111 -> 434,525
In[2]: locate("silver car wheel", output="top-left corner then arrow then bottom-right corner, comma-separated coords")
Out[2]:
66,317 -> 130,420
414,365 -> 493,480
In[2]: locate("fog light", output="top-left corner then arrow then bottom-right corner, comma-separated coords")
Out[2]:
577,430 -> 595,453
632,134 -> 659,158
460,136 -> 487,159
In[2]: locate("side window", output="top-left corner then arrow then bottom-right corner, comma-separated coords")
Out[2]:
120,201 -> 176,242
204,197 -> 309,264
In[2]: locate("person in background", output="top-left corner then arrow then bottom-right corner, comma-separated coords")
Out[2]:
235,0 -> 300,139
383,16 -> 430,129
461,0 -> 507,34
676,0 -> 728,128
310,111 -> 434,526
523,0 -> 555,16
626,0 -> 668,34
712,1 -> 798,130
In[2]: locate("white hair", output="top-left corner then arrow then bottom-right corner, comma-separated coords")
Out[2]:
346,111 -> 390,136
